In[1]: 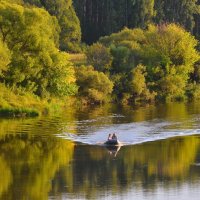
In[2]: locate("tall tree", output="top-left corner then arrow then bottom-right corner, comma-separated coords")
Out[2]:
73,0 -> 155,44
194,0 -> 200,38
0,1 -> 77,97
128,0 -> 155,28
0,39 -> 10,76
154,0 -> 200,33
24,0 -> 81,52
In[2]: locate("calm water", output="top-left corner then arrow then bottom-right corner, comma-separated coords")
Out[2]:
1,102 -> 200,199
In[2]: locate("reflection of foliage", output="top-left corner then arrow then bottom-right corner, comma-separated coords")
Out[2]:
55,136 -> 200,199
115,102 -> 192,123
0,134 -> 74,200
87,146 -> 108,161
1,102 -> 200,199
122,136 -> 199,179
0,156 -> 12,197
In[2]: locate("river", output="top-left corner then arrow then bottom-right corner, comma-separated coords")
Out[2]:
1,102 -> 200,199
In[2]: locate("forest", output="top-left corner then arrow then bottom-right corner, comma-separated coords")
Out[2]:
1,0 -> 200,116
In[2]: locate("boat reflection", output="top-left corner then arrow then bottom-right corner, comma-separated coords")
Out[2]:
105,145 -> 121,157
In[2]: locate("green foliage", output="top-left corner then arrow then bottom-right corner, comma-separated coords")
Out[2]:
86,43 -> 112,72
129,0 -> 155,28
1,0 -> 200,107
59,7 -> 81,52
154,0 -> 200,33
187,83 -> 200,100
99,24 -> 199,103
129,64 -> 155,103
130,64 -> 147,96
110,45 -> 132,73
111,73 -> 128,100
73,0 -> 155,44
74,0 -> 200,45
36,52 -> 78,97
23,0 -> 81,52
0,1 -> 77,98
0,82 -> 46,115
191,62 -> 200,83
158,72 -> 187,101
75,65 -> 113,104
143,24 -> 199,70
142,24 -> 199,99
111,64 -> 156,104
0,39 -> 10,76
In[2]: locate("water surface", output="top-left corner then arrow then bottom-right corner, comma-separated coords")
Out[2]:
1,102 -> 200,199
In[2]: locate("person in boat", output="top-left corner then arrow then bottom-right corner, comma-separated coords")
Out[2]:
107,133 -> 112,140
112,133 -> 117,140
105,133 -> 120,146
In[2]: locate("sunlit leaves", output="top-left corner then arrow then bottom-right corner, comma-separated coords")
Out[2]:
23,0 -> 81,52
99,23 -> 200,102
0,39 -> 10,75
86,43 -> 112,72
0,1 -> 77,97
75,65 -> 113,104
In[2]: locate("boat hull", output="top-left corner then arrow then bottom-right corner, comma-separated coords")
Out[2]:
104,139 -> 120,146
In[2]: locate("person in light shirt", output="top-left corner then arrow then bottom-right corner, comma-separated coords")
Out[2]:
112,133 -> 117,140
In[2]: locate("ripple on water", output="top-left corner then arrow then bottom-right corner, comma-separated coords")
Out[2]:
55,115 -> 200,146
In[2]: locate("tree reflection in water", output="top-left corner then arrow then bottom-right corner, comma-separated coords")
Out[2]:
0,132 -> 200,199
56,136 -> 200,199
0,133 -> 75,200
0,102 -> 200,199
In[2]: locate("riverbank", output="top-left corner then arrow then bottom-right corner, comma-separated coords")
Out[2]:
0,83 -> 76,118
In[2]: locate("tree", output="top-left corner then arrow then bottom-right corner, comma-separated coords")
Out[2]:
129,0 -> 155,28
110,45 -> 132,73
142,24 -> 199,74
0,39 -> 10,76
86,43 -> 112,72
154,0 -> 200,33
140,24 -> 199,99
130,64 -> 147,96
0,1 -> 77,97
159,70 -> 187,101
99,23 -> 199,102
59,7 -> 81,52
73,0 -> 155,44
75,65 -> 113,103
23,0 -> 81,52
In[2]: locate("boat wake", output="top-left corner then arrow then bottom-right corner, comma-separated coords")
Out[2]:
55,116 -> 200,146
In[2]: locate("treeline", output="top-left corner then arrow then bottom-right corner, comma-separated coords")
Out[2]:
73,0 -> 200,44
80,24 -> 200,104
1,0 -> 200,115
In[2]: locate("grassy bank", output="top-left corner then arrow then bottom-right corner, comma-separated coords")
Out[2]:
0,83 -> 75,118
